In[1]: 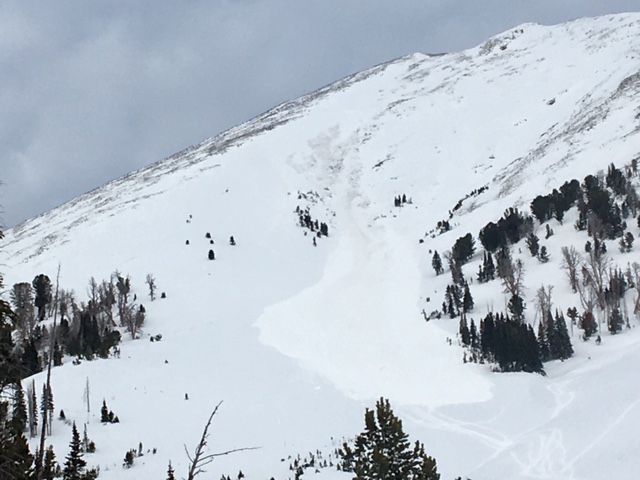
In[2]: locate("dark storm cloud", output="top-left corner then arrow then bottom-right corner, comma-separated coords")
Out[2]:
1,0 -> 638,226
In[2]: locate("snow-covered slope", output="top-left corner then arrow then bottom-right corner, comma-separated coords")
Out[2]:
3,12 -> 640,480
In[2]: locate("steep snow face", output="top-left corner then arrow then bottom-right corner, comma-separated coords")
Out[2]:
2,12 -> 640,480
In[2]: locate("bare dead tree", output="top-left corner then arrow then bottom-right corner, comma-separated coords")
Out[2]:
502,258 -> 525,298
561,246 -> 581,293
86,277 -> 99,316
10,282 -> 36,342
97,279 -> 116,327
587,211 -> 605,240
120,303 -> 144,340
36,264 -> 61,478
145,274 -> 157,301
582,250 -> 610,332
185,401 -> 259,480
534,285 -> 554,327
114,272 -> 131,325
630,262 -> 640,318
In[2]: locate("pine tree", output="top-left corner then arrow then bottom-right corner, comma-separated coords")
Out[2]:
554,310 -> 574,360
12,381 -> 28,433
0,400 -> 35,480
123,449 -> 135,468
580,311 -> 598,340
507,294 -> 525,323
459,318 -> 470,346
431,251 -> 443,276
27,380 -> 38,438
339,398 -> 439,480
525,232 -> 539,257
462,284 -> 474,313
538,245 -> 550,263
53,341 -> 63,367
484,251 -> 496,281
537,320 -> 550,363
545,310 -> 560,360
452,233 -> 475,264
448,256 -> 465,286
42,445 -> 61,480
32,274 -> 53,322
100,400 -> 109,423
609,308 -> 624,334
167,461 -> 176,480
469,319 -> 479,349
40,383 -> 54,436
63,422 -> 87,480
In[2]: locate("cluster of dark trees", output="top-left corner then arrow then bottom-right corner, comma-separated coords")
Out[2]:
393,194 -> 411,207
0,267 -> 160,478
435,220 -> 451,235
100,400 -> 119,424
537,310 -> 574,363
479,208 -> 534,254
295,206 -> 329,238
476,251 -> 496,283
442,284 -> 474,319
431,161 -> 640,374
0,270 -> 100,478
451,184 -> 489,215
459,313 -> 544,374
531,165 -> 636,242
9,270 -> 157,378
530,179 -> 582,225
187,232 -> 237,261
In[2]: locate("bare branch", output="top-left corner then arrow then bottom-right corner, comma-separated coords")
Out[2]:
561,246 -> 581,293
185,401 -> 260,480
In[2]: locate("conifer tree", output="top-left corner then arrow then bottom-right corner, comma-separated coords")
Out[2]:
554,310 -> 574,359
40,383 -> 54,436
167,461 -> 176,480
100,400 -> 109,424
525,232 -> 539,257
452,233 -> 475,264
507,294 -> 526,323
32,274 -> 53,322
484,251 -> 496,281
538,245 -> 550,263
12,381 -> 27,434
27,381 -> 38,438
431,251 -> 443,276
609,308 -> 624,334
459,318 -> 470,346
463,284 -> 474,313
545,310 -> 561,360
53,342 -> 63,367
447,255 -> 465,286
1,401 -> 35,480
339,397 -> 439,480
580,311 -> 598,340
537,320 -> 550,363
63,422 -> 86,480
42,445 -> 61,480
469,319 -> 479,349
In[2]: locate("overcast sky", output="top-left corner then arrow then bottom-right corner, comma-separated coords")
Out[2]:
1,1 -> 638,227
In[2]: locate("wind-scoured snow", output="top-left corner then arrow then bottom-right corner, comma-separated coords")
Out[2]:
3,12 -> 640,480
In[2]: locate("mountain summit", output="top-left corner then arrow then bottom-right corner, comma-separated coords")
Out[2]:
2,12 -> 640,480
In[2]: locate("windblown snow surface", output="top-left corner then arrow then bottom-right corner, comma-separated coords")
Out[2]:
3,12 -> 640,480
